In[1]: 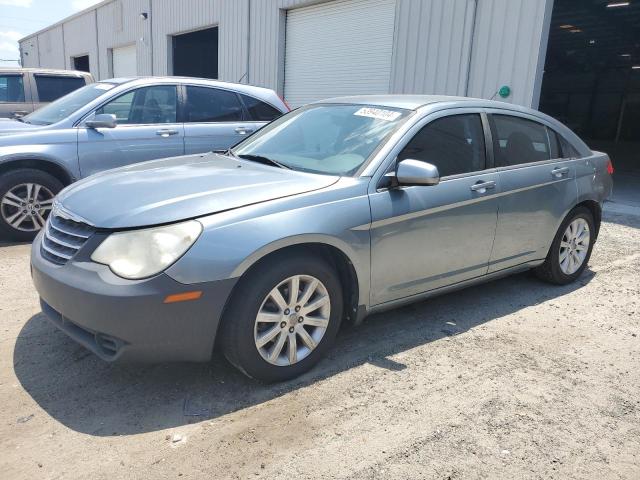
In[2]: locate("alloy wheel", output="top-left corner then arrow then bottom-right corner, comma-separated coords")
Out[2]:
559,218 -> 590,275
0,183 -> 54,232
254,274 -> 331,366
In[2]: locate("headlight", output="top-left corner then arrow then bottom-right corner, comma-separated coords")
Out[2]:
91,220 -> 202,279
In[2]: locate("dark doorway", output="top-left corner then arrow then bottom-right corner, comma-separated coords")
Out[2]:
172,27 -> 218,79
73,55 -> 90,73
539,0 -> 640,176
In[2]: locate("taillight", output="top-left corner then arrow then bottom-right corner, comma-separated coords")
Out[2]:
278,94 -> 291,111
606,158 -> 614,175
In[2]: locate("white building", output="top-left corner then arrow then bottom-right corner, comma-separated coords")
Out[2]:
18,0 -> 553,109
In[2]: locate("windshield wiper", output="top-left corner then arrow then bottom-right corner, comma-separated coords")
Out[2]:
14,117 -> 26,123
237,154 -> 291,170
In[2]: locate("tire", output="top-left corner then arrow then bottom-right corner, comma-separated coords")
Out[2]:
219,252 -> 343,382
534,206 -> 595,285
0,169 -> 63,242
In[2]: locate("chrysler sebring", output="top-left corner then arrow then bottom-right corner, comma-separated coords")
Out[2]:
31,96 -> 613,382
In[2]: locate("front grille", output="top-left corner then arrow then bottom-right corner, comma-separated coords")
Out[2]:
40,213 -> 95,265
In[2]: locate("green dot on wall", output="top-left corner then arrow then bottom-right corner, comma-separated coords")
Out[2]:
498,86 -> 511,99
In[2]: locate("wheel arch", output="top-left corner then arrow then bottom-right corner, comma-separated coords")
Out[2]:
226,240 -> 362,329
0,158 -> 74,186
575,199 -> 602,239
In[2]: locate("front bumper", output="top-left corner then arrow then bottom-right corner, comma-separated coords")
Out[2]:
30,233 -> 237,363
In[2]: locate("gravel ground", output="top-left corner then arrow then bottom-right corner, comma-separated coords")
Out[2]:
1,208 -> 639,480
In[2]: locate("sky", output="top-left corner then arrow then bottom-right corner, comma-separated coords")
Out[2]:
0,0 -> 102,67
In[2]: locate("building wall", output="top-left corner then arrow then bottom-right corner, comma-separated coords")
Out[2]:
61,11 -> 99,78
19,0 -> 553,108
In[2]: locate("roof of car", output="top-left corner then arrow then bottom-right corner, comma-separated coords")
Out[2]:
314,94 -> 528,112
100,76 -> 276,94
0,67 -> 91,76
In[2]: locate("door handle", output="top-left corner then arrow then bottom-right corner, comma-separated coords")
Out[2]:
551,166 -> 570,178
470,180 -> 496,193
156,129 -> 179,137
11,110 -> 28,118
234,126 -> 255,135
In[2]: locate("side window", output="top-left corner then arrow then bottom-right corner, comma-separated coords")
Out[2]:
96,85 -> 177,124
0,75 -> 25,103
34,75 -> 86,102
183,86 -> 243,122
491,115 -> 551,167
398,114 -> 486,177
239,94 -> 283,121
558,135 -> 581,159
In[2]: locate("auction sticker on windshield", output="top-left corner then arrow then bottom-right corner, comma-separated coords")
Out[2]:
354,107 -> 402,122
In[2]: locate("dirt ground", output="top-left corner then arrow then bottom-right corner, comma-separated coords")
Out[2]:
1,207 -> 639,480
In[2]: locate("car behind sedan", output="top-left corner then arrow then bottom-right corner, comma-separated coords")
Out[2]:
0,77 -> 288,241
31,96 -> 613,382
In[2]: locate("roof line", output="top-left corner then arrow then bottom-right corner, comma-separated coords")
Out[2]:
19,0 -> 115,42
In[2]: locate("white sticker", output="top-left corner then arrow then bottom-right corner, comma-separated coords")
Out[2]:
354,107 -> 401,122
95,83 -> 115,90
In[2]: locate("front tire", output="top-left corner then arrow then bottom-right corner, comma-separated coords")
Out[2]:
220,253 -> 343,382
534,206 -> 595,285
0,169 -> 62,242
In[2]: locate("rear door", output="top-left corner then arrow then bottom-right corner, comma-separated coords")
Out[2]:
77,84 -> 184,177
487,112 -> 577,272
32,74 -> 87,110
0,72 -> 32,118
181,85 -> 258,154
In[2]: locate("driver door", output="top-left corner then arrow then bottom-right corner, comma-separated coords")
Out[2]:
369,112 -> 500,305
77,85 -> 184,177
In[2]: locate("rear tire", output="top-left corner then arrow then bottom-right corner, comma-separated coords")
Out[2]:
0,169 -> 62,242
534,206 -> 595,285
219,252 -> 343,382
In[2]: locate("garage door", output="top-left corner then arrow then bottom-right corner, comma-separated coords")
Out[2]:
284,0 -> 396,107
112,44 -> 137,78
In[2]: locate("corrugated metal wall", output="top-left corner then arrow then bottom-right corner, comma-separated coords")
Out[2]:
62,11 -> 99,78
390,0 -> 475,96
19,0 -> 552,108
468,0 -> 552,107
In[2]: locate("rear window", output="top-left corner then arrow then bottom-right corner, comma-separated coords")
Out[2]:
239,94 -> 283,121
183,86 -> 243,122
0,74 -> 25,103
34,75 -> 86,102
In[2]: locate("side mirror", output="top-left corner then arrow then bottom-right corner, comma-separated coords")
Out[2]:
395,159 -> 440,186
85,113 -> 117,129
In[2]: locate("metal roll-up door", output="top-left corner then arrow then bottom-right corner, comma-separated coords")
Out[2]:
284,0 -> 397,107
112,44 -> 137,78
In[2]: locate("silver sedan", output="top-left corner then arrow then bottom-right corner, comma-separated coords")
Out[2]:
31,95 -> 613,382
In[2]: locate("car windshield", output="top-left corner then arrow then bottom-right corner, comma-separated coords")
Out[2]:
23,82 -> 116,125
232,104 -> 412,176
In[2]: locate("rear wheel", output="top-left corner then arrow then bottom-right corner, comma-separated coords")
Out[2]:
534,206 -> 595,285
220,253 -> 343,382
0,169 -> 62,242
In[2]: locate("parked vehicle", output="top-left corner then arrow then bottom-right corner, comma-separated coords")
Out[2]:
0,77 -> 287,240
30,96 -> 613,382
0,68 -> 93,119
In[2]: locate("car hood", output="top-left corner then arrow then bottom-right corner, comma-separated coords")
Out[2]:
0,118 -> 44,135
56,153 -> 340,229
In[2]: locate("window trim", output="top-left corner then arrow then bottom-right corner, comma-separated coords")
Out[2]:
77,83 -> 180,127
378,109 -> 491,188
178,84 -> 253,124
485,110 -> 576,171
0,73 -> 26,104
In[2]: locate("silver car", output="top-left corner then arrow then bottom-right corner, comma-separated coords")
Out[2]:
0,77 -> 288,240
30,96 -> 613,382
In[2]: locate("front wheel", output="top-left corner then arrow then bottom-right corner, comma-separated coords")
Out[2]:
219,253 -> 343,382
534,206 -> 595,285
0,169 -> 62,242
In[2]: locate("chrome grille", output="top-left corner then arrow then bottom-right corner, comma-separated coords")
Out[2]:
40,213 -> 95,265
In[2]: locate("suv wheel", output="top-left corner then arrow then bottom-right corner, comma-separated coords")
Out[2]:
534,206 -> 595,285
220,253 -> 343,382
0,169 -> 62,241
